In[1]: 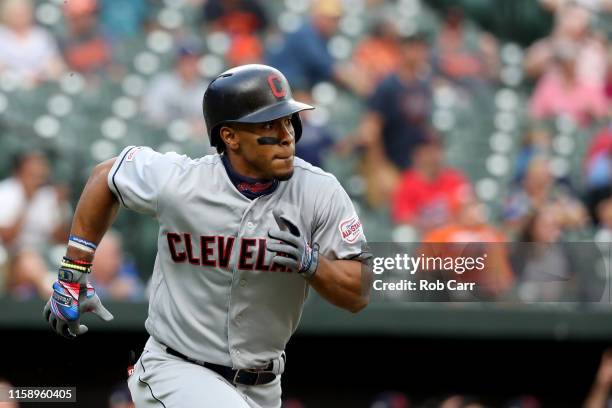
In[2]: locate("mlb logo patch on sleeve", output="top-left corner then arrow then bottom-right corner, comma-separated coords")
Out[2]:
338,214 -> 363,243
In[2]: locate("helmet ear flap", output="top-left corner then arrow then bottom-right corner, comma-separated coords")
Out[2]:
291,113 -> 303,143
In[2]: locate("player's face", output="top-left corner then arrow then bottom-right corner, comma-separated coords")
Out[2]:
233,116 -> 296,180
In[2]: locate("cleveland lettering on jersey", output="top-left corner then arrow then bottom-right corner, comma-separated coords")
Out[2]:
166,232 -> 290,272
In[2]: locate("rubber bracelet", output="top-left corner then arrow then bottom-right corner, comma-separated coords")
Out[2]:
68,235 -> 97,253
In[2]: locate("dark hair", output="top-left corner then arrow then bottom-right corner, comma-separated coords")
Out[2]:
11,150 -> 46,173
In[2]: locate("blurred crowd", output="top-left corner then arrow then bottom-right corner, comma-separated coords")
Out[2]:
0,0 -> 609,405
0,0 -> 610,296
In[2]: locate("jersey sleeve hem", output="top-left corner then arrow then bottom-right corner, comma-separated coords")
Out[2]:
107,145 -> 137,209
341,250 -> 373,263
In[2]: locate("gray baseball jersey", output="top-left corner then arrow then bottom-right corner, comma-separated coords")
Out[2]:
108,145 -> 367,370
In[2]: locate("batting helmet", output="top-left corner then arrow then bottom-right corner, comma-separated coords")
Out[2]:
203,64 -> 314,152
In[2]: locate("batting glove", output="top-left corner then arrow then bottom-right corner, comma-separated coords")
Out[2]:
267,210 -> 320,279
43,257 -> 114,338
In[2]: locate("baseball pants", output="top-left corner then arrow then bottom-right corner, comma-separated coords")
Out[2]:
128,337 -> 282,408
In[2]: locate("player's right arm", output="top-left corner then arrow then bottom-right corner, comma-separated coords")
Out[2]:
44,146 -> 180,338
43,159 -> 119,338
67,159 -> 120,260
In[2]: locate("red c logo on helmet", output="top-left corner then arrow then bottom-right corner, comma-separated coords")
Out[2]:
267,74 -> 286,98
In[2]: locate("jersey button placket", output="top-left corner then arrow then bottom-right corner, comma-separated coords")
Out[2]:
229,202 -> 258,366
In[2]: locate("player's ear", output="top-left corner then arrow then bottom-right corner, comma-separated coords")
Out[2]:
220,125 -> 239,151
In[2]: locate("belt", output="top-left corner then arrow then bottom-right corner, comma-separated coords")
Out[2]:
165,346 -> 276,386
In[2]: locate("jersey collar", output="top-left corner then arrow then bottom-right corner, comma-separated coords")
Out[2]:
221,154 -> 279,200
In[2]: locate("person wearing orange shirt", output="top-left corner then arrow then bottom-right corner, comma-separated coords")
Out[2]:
421,198 -> 514,298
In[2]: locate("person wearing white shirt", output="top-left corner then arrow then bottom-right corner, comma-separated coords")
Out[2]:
0,0 -> 65,86
0,152 -> 70,299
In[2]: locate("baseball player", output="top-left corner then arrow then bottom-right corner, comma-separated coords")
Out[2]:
43,64 -> 370,408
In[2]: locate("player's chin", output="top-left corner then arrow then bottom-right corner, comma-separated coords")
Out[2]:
271,162 -> 294,180
270,156 -> 294,180
275,168 -> 294,181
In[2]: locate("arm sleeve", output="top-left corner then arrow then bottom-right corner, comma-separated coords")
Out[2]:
312,183 -> 369,262
107,146 -> 179,217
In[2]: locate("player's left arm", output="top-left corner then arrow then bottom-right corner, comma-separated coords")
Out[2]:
267,213 -> 368,313
267,182 -> 371,313
306,257 -> 367,313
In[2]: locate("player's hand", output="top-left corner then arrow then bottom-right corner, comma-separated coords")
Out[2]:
43,261 -> 114,339
267,210 -> 319,279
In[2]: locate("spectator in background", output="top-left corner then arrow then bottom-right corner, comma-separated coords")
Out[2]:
584,125 -> 612,222
99,0 -> 147,41
0,152 -> 71,299
585,348 -> 612,408
142,41 -> 206,136
201,0 -> 268,36
422,197 -> 514,297
225,33 -> 263,67
529,39 -> 607,126
90,231 -> 144,302
351,15 -> 401,87
511,206 -> 600,302
0,0 -> 64,86
515,207 -> 567,302
391,136 -> 471,234
432,6 -> 499,84
585,124 -> 612,188
514,126 -> 552,182
524,2 -> 607,87
58,0 -> 114,79
201,0 -> 267,68
293,87 -> 335,169
355,32 -> 433,207
504,156 -> 587,236
358,31 -> 432,171
266,0 -> 370,95
594,197 -> 612,243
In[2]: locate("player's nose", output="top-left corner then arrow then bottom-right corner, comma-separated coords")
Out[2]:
277,120 -> 294,146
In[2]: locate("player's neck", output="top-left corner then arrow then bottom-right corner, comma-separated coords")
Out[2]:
221,154 -> 278,199
222,153 -> 270,181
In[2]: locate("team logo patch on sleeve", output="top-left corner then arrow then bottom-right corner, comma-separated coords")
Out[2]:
125,147 -> 143,162
338,214 -> 363,244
